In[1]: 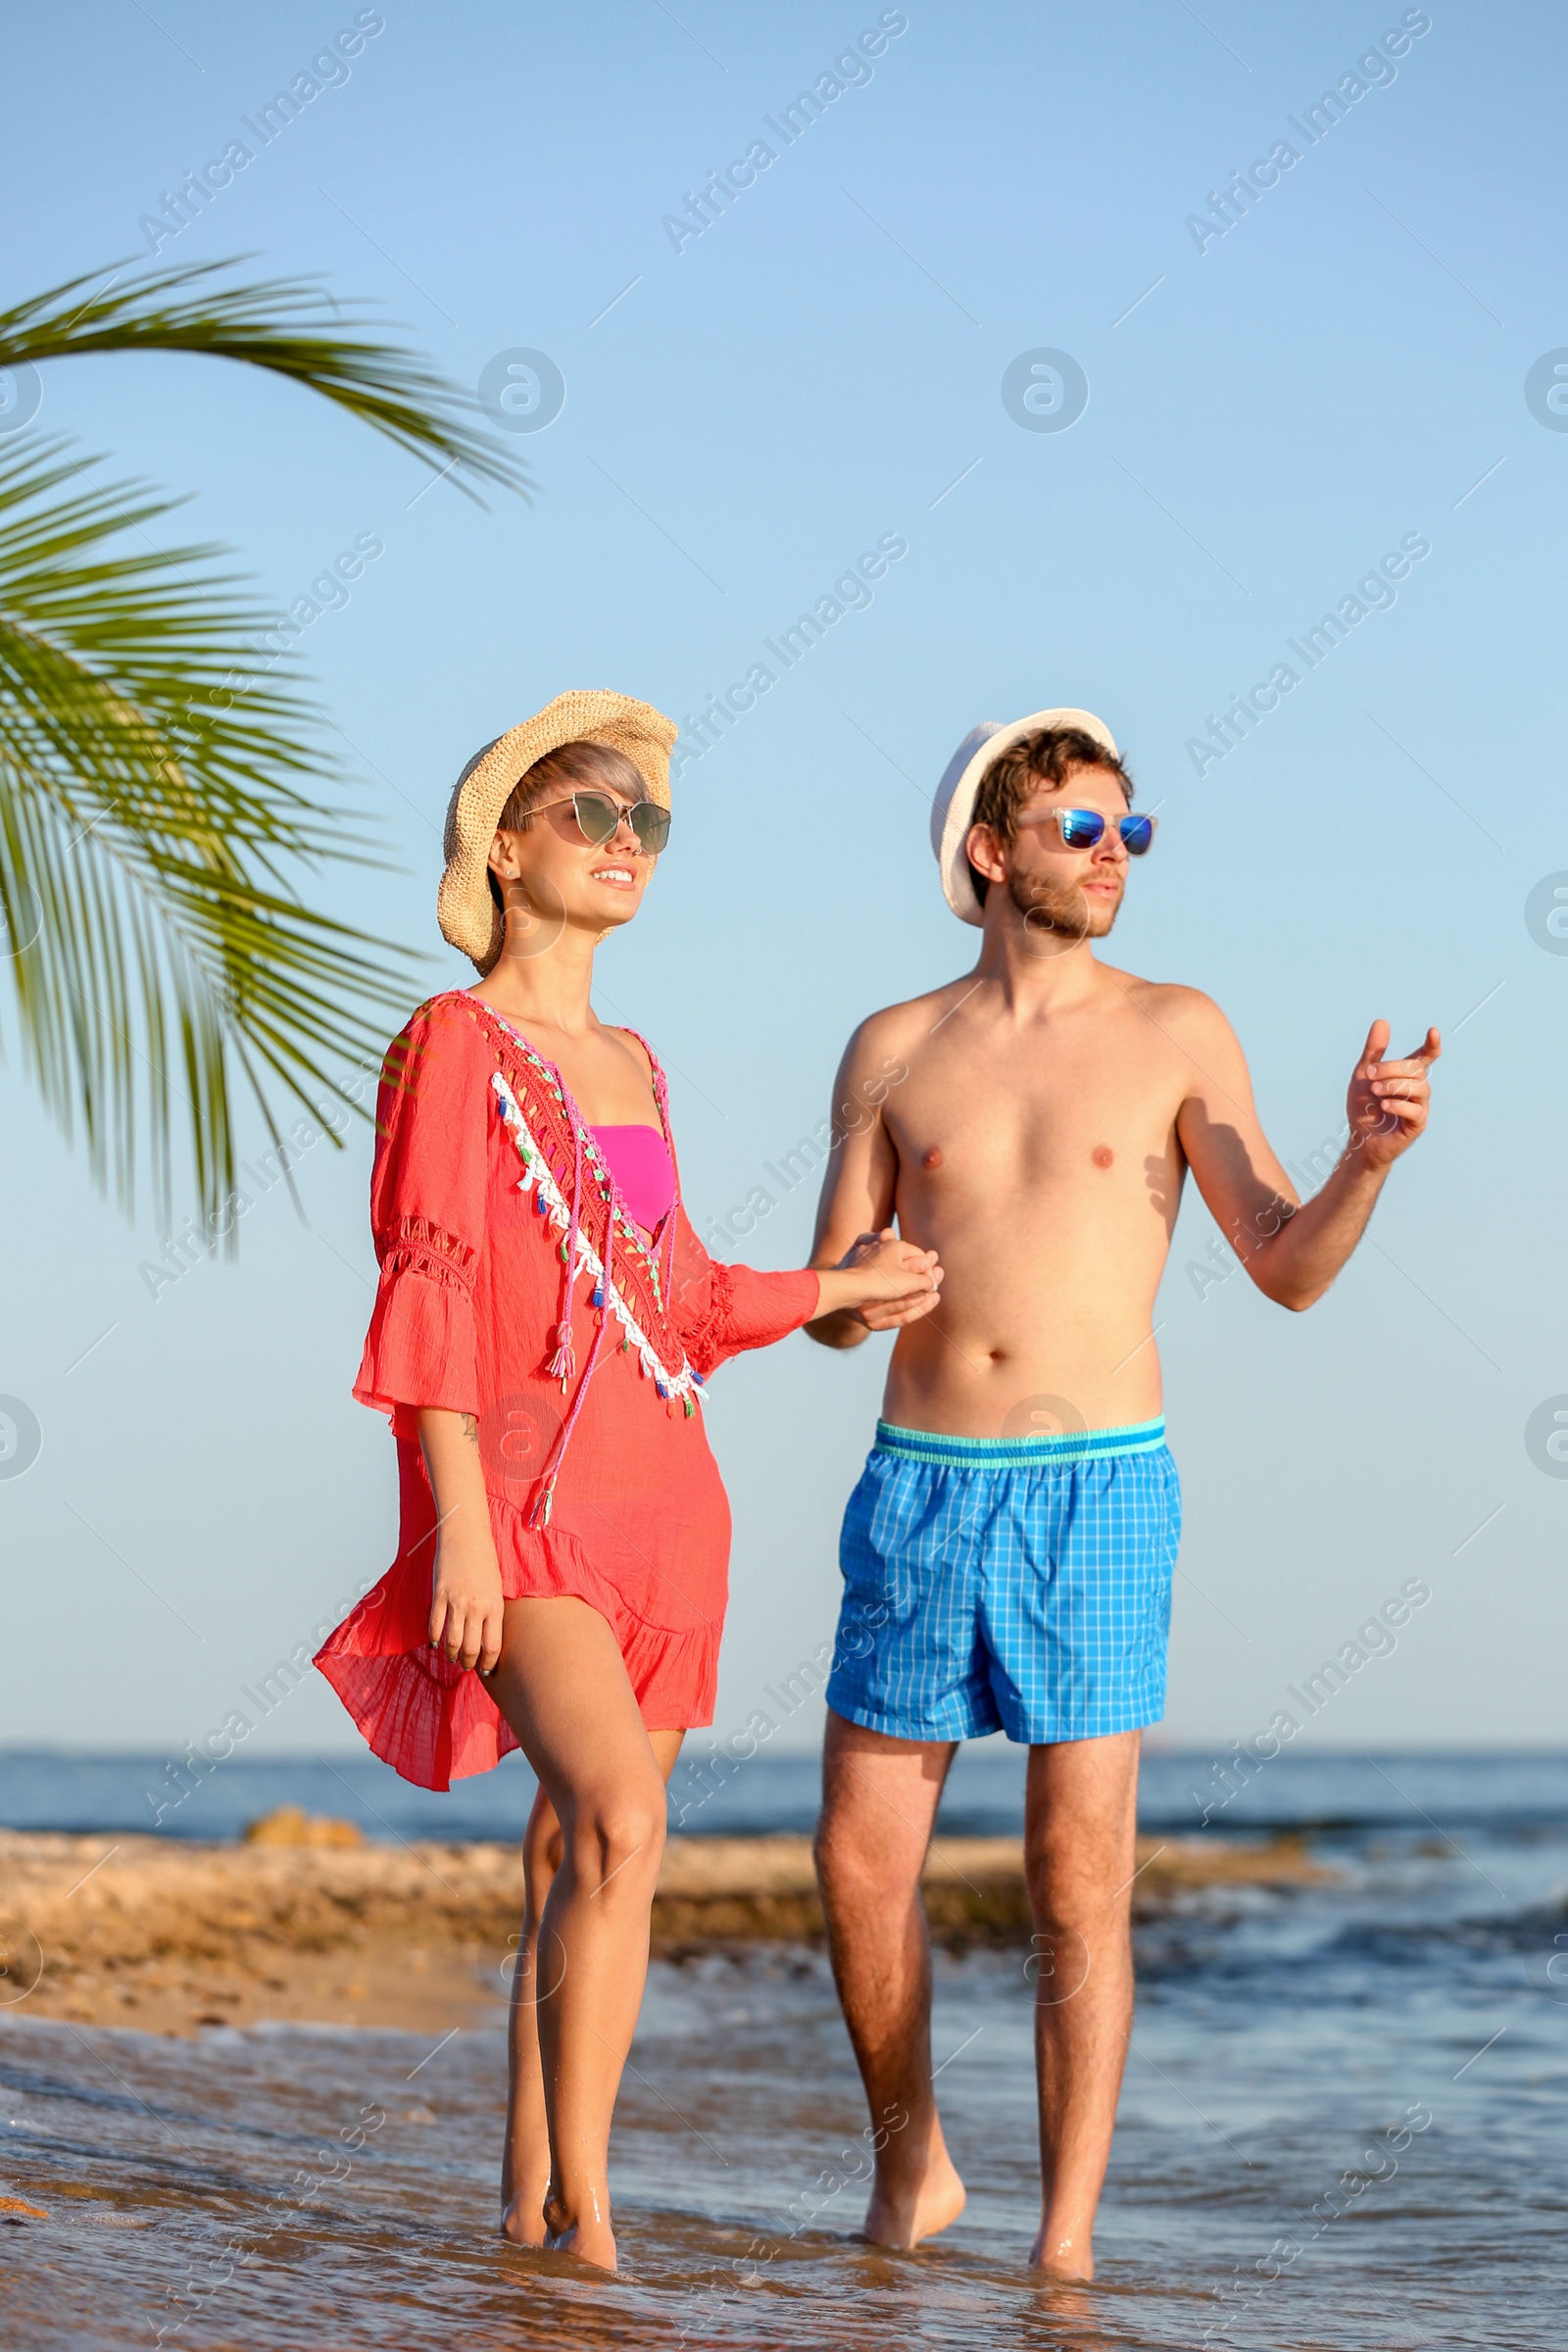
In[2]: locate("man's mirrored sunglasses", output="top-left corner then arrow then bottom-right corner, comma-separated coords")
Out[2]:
1027,808 -> 1157,856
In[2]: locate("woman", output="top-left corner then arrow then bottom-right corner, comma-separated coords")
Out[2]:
316,690 -> 941,2271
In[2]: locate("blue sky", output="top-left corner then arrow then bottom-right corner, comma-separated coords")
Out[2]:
3,0 -> 1565,1767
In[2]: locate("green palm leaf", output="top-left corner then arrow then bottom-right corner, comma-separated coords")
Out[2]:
0,257 -> 527,1234
0,255 -> 529,500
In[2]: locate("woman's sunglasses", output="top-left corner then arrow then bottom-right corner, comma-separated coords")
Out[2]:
1024,808 -> 1157,856
530,790 -> 671,857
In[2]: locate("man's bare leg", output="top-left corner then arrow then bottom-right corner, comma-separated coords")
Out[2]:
500,1726 -> 684,2247
1025,1729 -> 1142,2279
814,1709 -> 967,2247
481,1594 -> 677,2271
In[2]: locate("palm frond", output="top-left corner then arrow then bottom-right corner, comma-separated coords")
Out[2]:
0,431 -> 425,1230
0,256 -> 531,504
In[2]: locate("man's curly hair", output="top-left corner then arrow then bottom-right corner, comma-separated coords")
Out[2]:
967,726 -> 1134,906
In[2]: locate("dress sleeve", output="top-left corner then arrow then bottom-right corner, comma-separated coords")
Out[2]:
353,1001 -> 490,1432
666,1205 -> 821,1379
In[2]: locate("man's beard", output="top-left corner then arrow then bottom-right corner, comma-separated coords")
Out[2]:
1007,863 -> 1120,946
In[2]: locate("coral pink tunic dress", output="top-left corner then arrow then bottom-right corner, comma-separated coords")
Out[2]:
315,990 -> 818,1789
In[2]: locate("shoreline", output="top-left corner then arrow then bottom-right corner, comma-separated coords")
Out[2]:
0,1824 -> 1330,2039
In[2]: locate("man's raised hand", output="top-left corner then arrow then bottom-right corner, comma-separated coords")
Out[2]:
1347,1019 -> 1441,1172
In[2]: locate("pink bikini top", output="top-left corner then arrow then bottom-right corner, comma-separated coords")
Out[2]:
589,1124 -> 675,1236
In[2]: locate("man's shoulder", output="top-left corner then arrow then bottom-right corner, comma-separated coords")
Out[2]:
842,979 -> 975,1054
1101,965 -> 1235,1039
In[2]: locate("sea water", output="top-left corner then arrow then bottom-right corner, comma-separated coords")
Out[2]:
2,1751 -> 1564,2350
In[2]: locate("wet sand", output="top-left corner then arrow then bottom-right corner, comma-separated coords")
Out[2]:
0,1819 -> 1328,2038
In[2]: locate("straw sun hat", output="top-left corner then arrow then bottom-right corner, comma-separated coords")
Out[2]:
438,689 -> 678,972
929,707 -> 1119,927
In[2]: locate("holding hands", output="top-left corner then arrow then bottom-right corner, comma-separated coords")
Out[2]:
1347,1020 -> 1441,1173
423,1232 -> 945,1677
818,1227 -> 945,1330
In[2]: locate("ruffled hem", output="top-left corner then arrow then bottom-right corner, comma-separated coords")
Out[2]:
314,1516 -> 720,1789
683,1263 -> 820,1376
354,1261 -> 478,1433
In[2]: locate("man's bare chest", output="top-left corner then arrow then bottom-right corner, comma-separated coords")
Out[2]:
887,1026 -> 1187,1200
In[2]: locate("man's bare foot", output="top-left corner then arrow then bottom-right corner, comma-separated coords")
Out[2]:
499,2187 -> 548,2247
543,2191 -> 617,2272
1028,2218 -> 1094,2279
861,2132 -> 966,2250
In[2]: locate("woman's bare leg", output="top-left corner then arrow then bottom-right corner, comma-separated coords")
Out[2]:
500,1726 -> 684,2246
482,1593 -> 682,2270
498,1782 -> 564,2245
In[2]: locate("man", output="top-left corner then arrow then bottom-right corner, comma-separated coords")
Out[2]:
806,709 -> 1438,2278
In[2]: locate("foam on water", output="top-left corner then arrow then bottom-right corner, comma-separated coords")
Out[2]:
2,1755 -> 1565,2348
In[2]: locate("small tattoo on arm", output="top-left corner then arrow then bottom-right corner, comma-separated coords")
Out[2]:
461,1413 -> 478,1443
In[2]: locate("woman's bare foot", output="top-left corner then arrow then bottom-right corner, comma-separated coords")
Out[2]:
1028,2217 -> 1094,2279
861,2124 -> 966,2249
544,2189 -> 617,2272
499,2185 -> 549,2247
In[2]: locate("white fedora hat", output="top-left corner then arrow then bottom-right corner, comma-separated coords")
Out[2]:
929,708 -> 1120,926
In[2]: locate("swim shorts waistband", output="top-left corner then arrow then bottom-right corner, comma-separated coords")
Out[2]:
872,1416 -> 1167,1469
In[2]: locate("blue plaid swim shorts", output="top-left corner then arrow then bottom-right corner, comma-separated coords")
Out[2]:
824,1418 -> 1180,1745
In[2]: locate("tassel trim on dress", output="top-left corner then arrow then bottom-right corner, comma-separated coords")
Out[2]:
490,1067 -> 704,1529
491,1071 -> 705,1410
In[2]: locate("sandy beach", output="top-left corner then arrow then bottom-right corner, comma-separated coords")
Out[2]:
0,1815 -> 1328,2039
